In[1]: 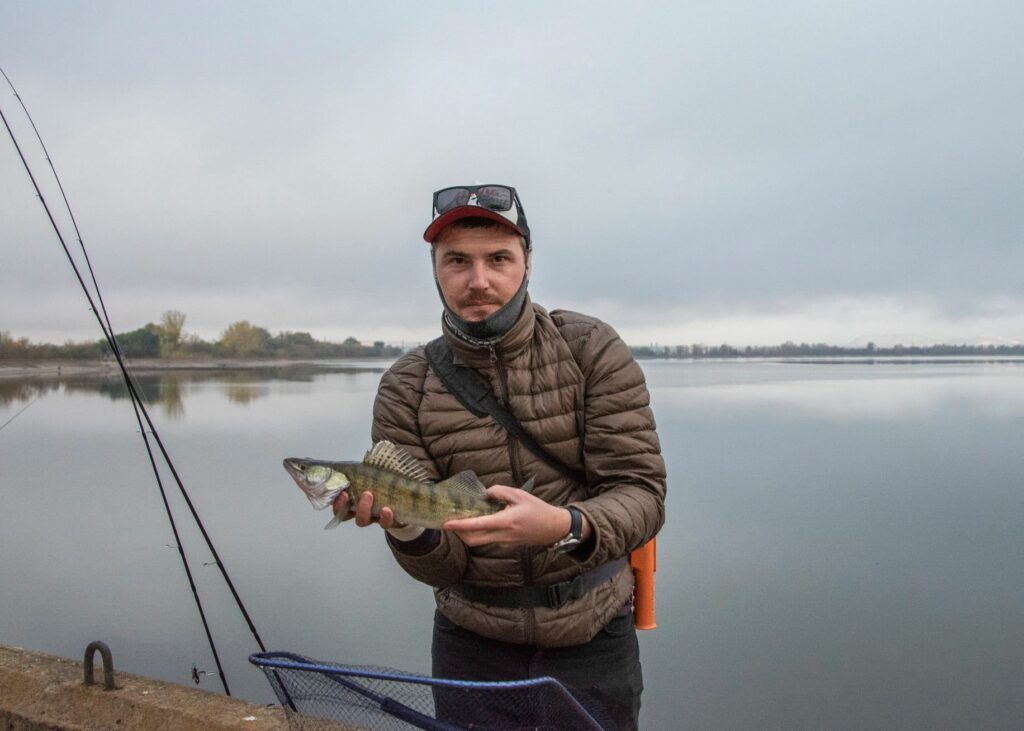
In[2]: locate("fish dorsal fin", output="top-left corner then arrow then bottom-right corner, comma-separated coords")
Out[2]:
363,441 -> 432,482
436,470 -> 490,499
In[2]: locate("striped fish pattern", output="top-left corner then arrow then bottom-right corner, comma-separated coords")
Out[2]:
283,440 -> 505,529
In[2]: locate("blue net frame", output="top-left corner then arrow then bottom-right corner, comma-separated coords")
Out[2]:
250,651 -> 613,730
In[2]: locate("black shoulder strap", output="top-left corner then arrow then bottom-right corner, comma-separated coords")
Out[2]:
424,337 -> 586,485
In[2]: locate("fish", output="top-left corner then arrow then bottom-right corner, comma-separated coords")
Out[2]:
283,440 -> 510,530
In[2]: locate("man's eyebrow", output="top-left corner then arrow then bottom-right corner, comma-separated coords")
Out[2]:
441,248 -> 516,259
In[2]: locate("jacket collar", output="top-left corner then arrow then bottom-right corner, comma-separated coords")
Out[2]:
443,294 -> 537,368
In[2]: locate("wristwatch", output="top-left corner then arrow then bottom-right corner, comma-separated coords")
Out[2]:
551,506 -> 583,554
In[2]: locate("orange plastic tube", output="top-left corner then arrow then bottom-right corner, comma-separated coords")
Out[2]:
630,537 -> 657,630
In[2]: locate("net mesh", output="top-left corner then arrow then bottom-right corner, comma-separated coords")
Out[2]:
250,651 -> 614,731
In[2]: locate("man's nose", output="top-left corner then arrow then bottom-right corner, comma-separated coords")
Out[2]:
467,261 -> 489,289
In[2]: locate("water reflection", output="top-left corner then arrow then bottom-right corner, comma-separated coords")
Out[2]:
224,384 -> 269,405
0,363 -> 389,419
0,378 -> 61,406
643,359 -> 1024,420
3,360 -> 1023,729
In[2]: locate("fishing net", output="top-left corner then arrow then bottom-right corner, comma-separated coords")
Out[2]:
250,651 -> 615,731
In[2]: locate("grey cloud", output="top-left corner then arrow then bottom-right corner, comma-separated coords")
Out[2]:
2,1 -> 1022,344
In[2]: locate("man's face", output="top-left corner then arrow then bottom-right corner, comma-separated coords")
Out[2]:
432,226 -> 528,321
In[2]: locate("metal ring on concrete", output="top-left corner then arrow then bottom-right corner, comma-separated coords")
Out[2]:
83,641 -> 117,691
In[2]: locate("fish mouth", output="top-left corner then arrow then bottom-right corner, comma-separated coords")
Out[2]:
282,458 -> 302,477
282,458 -> 313,483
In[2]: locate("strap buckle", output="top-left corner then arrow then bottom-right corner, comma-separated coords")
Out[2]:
545,576 -> 585,609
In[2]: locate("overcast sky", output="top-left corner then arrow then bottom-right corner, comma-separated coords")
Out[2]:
2,1 -> 1022,347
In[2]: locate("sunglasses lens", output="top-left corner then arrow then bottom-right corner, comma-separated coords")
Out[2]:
435,188 -> 471,215
476,186 -> 513,212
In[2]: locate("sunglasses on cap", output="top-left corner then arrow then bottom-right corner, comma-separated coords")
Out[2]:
433,184 -> 518,215
426,184 -> 530,245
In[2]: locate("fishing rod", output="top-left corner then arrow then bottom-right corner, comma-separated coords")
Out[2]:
1,67 -> 269,694
0,73 -> 232,696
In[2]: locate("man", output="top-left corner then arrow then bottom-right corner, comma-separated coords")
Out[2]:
335,184 -> 666,730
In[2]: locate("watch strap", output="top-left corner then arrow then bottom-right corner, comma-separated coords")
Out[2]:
551,506 -> 583,552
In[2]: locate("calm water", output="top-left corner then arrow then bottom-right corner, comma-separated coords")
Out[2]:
2,358 -> 1023,729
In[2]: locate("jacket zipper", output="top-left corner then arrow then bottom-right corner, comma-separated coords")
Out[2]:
491,343 -> 536,644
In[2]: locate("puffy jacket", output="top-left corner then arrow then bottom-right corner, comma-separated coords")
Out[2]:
371,298 -> 666,647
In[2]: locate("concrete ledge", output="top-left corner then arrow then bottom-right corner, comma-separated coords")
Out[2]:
0,644 -> 289,730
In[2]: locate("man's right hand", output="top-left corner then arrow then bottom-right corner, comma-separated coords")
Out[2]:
331,490 -> 402,530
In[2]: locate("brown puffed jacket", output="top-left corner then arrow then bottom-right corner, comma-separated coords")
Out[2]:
371,298 -> 666,648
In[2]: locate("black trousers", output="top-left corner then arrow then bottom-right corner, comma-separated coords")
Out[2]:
431,610 -> 643,731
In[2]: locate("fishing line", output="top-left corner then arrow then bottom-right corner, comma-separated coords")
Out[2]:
1,67 -> 270,693
0,395 -> 40,433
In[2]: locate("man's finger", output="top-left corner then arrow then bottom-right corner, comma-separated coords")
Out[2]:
452,529 -> 506,547
485,484 -> 525,502
329,491 -> 355,523
353,491 -> 377,527
331,490 -> 350,512
444,512 -> 507,532
442,517 -> 474,532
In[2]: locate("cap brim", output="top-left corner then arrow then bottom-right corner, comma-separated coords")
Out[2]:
423,207 -> 525,243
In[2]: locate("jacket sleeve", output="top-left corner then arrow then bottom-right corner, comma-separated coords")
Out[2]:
570,323 -> 666,567
371,352 -> 470,588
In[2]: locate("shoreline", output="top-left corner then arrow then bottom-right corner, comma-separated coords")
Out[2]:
5,353 -> 1022,381
0,357 -> 396,380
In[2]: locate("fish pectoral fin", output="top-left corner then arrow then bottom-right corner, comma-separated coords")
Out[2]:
437,470 -> 488,497
520,476 -> 536,493
323,513 -> 344,530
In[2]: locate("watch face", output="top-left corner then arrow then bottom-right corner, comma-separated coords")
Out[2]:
553,536 -> 582,554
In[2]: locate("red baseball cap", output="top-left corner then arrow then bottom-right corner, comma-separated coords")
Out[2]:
424,184 -> 531,246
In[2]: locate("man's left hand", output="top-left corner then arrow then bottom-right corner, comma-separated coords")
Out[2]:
443,485 -> 585,547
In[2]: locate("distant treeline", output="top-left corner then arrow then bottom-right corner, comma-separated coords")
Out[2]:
631,341 -> 1024,359
6,314 -> 1023,362
0,310 -> 402,360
